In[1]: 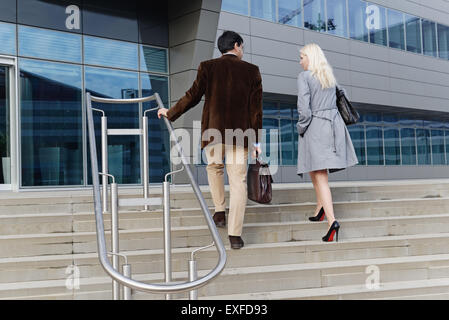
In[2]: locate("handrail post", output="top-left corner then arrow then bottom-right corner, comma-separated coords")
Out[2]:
101,115 -> 109,213
142,114 -> 149,210
111,180 -> 120,300
163,180 -> 172,300
122,264 -> 132,300
188,260 -> 198,300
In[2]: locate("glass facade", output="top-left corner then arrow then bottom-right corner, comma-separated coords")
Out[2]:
221,0 -> 449,61
0,0 -> 170,187
405,14 -> 422,54
261,101 -> 449,166
387,9 -> 405,50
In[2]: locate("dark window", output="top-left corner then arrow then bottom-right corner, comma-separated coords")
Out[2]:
20,59 -> 83,186
405,14 -> 422,53
18,0 -> 82,33
0,0 -> 16,23
137,1 -> 168,47
83,0 -> 138,42
422,19 -> 437,57
437,24 -> 449,60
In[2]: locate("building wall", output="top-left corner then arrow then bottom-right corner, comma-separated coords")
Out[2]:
190,0 -> 449,183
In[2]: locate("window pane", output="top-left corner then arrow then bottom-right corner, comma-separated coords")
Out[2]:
84,36 -> 138,70
0,22 -> 16,55
279,103 -> 293,118
416,128 -> 431,165
20,59 -> 83,186
367,3 -> 387,46
222,0 -> 249,15
431,130 -> 445,165
278,0 -> 302,27
366,126 -> 384,165
137,1 -> 168,47
387,9 -> 405,50
384,128 -> 400,165
140,46 -> 168,73
365,112 -> 382,123
383,113 -> 399,124
19,26 -> 81,63
18,0 -> 82,33
437,24 -> 449,60
405,15 -> 422,53
85,67 -> 140,184
263,101 -> 278,117
251,0 -> 276,22
327,0 -> 348,37
262,118 -> 279,164
446,131 -> 449,165
0,0 -> 16,23
280,119 -> 294,165
348,0 -> 368,42
304,0 -> 326,32
348,125 -> 366,165
422,19 -> 437,57
83,0 -> 138,42
401,128 -> 416,165
141,74 -> 170,182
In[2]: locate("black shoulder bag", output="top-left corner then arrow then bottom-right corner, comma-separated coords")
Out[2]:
336,86 -> 360,125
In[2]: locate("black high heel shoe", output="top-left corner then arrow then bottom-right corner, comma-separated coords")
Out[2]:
309,207 -> 325,222
322,221 -> 340,242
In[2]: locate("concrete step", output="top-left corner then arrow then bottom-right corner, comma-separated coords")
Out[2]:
202,278 -> 449,300
2,233 -> 449,284
2,196 -> 449,236
1,180 -> 449,216
3,253 -> 449,299
2,213 -> 449,259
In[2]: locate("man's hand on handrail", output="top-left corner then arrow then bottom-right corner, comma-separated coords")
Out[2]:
157,108 -> 169,119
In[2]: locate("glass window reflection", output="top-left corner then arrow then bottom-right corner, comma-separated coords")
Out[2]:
422,19 -> 437,57
0,22 -> 16,55
278,0 -> 302,27
20,59 -> 83,186
140,46 -> 168,73
384,128 -> 400,165
348,125 -> 366,165
222,0 -> 249,15
366,126 -> 384,165
18,25 -> 81,63
251,0 -> 276,22
416,128 -> 431,165
280,119 -> 294,165
437,24 -> 449,60
304,0 -> 326,32
401,128 -> 416,165
348,0 -> 368,42
387,9 -> 405,50
141,74 -> 170,182
431,130 -> 445,165
326,0 -> 348,37
85,67 -> 140,184
367,3 -> 387,46
262,117 -> 280,164
84,36 -> 138,70
405,15 -> 422,53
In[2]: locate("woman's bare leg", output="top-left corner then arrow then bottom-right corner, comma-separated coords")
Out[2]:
310,169 -> 335,227
309,172 -> 323,217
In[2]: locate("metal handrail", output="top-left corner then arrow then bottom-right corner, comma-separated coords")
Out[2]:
86,92 -> 227,294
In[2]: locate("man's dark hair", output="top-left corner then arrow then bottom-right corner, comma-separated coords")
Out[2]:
217,30 -> 244,54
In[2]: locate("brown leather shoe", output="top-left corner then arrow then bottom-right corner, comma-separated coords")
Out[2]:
228,236 -> 244,249
213,211 -> 226,228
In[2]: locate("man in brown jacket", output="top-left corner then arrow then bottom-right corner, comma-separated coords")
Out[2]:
158,30 -> 263,249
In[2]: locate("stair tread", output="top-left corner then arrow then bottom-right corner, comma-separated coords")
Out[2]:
201,277 -> 449,300
1,252 -> 449,291
1,232 -> 449,265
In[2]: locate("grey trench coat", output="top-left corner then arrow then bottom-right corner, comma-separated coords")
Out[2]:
296,70 -> 358,177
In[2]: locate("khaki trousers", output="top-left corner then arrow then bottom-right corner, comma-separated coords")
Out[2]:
205,143 -> 248,236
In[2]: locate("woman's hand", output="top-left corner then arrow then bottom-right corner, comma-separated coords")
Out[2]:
157,108 -> 169,119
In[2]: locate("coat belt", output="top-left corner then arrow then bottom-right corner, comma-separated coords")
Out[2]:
311,107 -> 338,153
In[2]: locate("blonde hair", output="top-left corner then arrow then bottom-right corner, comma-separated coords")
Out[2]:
300,43 -> 337,89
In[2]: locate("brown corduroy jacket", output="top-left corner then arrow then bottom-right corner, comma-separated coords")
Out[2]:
166,54 -> 263,149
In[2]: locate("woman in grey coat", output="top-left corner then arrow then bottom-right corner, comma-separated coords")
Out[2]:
297,43 -> 358,242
